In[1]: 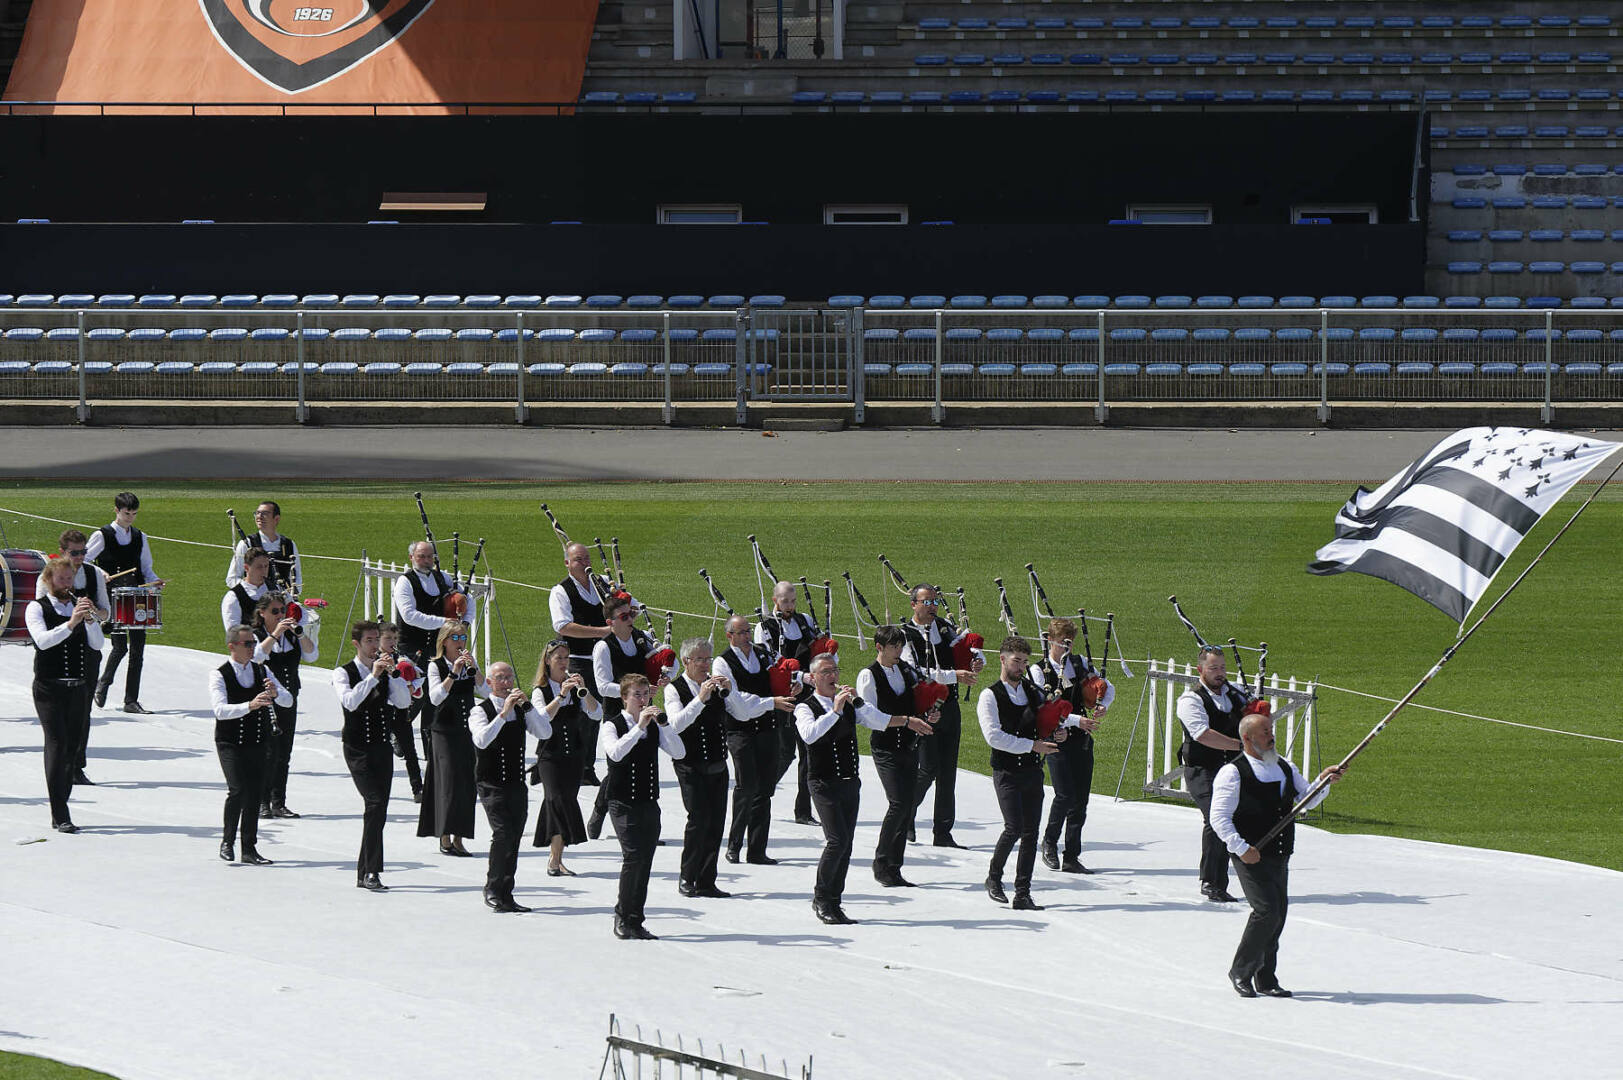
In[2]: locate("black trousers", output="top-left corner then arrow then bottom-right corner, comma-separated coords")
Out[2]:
262,698 -> 298,808
1230,852 -> 1291,986
34,679 -> 89,826
871,745 -> 917,878
726,727 -> 777,859
99,628 -> 146,703
478,780 -> 528,900
217,740 -> 268,850
1044,733 -> 1095,858
568,655 -> 601,782
387,707 -> 423,795
609,799 -> 660,925
773,713 -> 813,818
76,655 -> 100,771
344,741 -> 393,878
989,765 -> 1045,890
1184,765 -> 1230,892
808,777 -> 862,906
675,761 -> 729,888
914,694 -> 962,838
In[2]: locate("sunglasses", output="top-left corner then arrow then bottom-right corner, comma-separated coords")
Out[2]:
547,638 -> 568,649
268,607 -> 286,615
230,638 -> 255,647
64,548 -> 87,557
449,634 -> 469,642
612,612 -> 635,622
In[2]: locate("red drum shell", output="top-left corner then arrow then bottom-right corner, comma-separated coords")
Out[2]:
1,549 -> 49,644
109,585 -> 164,632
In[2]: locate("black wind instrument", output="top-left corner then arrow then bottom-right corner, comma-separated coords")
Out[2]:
843,571 -> 879,627
699,568 -> 735,615
413,492 -> 441,570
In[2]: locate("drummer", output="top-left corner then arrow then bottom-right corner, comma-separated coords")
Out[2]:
46,531 -> 111,786
86,491 -> 164,716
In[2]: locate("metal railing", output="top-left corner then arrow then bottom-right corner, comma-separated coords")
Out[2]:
600,1014 -> 811,1080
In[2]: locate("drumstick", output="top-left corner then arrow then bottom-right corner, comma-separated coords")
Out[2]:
104,566 -> 143,582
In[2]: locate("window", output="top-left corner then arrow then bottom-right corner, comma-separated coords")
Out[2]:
1125,204 -> 1213,225
657,204 -> 743,224
823,204 -> 909,225
1292,205 -> 1379,225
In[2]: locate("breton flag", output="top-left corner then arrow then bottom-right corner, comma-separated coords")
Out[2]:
1308,427 -> 1621,624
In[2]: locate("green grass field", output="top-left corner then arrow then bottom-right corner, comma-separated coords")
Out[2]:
0,1051 -> 118,1079
3,479 -> 1620,870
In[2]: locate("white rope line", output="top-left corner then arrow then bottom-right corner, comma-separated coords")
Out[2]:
1315,681 -> 1623,746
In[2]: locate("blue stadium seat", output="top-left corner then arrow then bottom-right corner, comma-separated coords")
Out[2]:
1236,296 -> 1276,309
1196,296 -> 1234,308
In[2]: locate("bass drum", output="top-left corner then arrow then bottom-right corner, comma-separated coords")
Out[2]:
1,549 -> 50,645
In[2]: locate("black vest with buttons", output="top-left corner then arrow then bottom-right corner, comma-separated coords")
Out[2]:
902,616 -> 958,671
94,525 -> 145,582
398,568 -> 453,659
535,681 -> 585,765
253,625 -> 302,694
1230,756 -> 1300,858
1180,681 -> 1248,771
474,698 -> 528,786
31,598 -> 92,681
719,645 -> 774,733
804,695 -> 861,782
428,655 -> 479,732
247,533 -> 296,593
226,582 -> 262,630
671,676 -> 728,764
73,567 -> 108,615
762,611 -> 815,666
989,679 -> 1043,771
605,712 -> 662,803
558,576 -> 605,657
602,629 -> 652,721
216,660 -> 274,745
340,659 -> 392,748
865,660 -> 918,753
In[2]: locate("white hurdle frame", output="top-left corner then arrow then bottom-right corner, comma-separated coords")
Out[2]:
1143,659 -> 1317,802
360,557 -> 495,670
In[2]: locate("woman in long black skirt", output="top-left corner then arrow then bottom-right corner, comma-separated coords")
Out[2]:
529,639 -> 601,876
417,620 -> 486,855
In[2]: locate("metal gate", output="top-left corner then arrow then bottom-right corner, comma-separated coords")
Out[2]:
736,306 -> 862,421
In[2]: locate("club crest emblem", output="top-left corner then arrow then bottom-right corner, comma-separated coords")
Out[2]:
199,0 -> 437,94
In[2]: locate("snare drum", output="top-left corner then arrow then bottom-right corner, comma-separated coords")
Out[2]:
1,549 -> 49,645
109,584 -> 164,632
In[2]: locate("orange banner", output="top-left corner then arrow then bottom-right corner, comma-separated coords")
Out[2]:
4,0 -> 599,112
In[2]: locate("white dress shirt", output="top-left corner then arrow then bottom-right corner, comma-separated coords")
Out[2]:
591,633 -> 644,701
333,659 -> 412,711
528,678 -> 605,743
225,532 -> 301,591
600,714 -> 686,762
221,580 -> 272,633
86,522 -> 156,583
468,693 -> 552,749
26,594 -> 106,652
427,657 -> 489,706
393,568 -> 477,634
977,680 -> 1040,755
712,646 -> 775,718
902,618 -> 964,682
252,620 -> 317,666
794,691 -> 890,743
209,657 -> 293,719
664,672 -> 752,732
1211,752 -> 1330,856
1177,679 -> 1242,740
549,574 -> 602,633
1029,655 -> 1116,724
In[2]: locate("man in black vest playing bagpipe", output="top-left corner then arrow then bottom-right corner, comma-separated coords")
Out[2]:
1176,644 -> 1250,903
25,555 -> 105,833
979,635 -> 1064,911
585,592 -> 672,839
550,542 -> 613,787
333,620 -> 411,892
393,540 -> 470,797
87,491 -> 162,715
756,580 -> 823,825
665,637 -> 755,899
795,652 -> 932,925
226,500 -> 301,596
1213,709 -> 1344,998
902,583 -> 982,850
469,662 -> 551,913
221,548 -> 275,633
52,530 -> 109,786
714,614 -> 798,866
1031,617 -> 1114,875
210,624 -> 292,865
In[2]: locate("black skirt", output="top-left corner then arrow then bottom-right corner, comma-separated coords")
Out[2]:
417,727 -> 477,838
531,756 -> 587,847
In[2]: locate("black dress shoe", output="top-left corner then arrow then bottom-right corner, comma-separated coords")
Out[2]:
678,881 -> 699,898
440,844 -> 472,857
495,896 -> 531,914
546,865 -> 577,877
630,922 -> 658,940
271,805 -> 300,819
1061,857 -> 1094,874
812,901 -> 843,925
219,841 -> 234,861
412,789 -> 423,804
1011,892 -> 1044,911
122,701 -> 150,715
484,891 -> 502,910
724,849 -> 740,864
93,684 -> 109,709
613,916 -> 634,939
72,770 -> 95,786
933,834 -> 967,850
259,805 -> 275,819
875,872 -> 916,888
356,873 -> 387,892
745,854 -> 779,866
985,878 -> 1008,904
1203,886 -> 1241,903
54,821 -> 80,834
1254,982 -> 1293,998
1041,846 -> 1059,871
794,813 -> 820,826
240,848 -> 274,866
696,885 -> 731,899
1230,974 -> 1258,998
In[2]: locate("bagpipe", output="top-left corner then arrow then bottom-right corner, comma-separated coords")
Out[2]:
1025,562 -> 1113,716
1167,593 -> 1269,705
747,534 -> 837,661
540,501 -> 618,601
412,493 -> 481,620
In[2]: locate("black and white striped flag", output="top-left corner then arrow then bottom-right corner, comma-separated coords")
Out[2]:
1308,427 -> 1621,623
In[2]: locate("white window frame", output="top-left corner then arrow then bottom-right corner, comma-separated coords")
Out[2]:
1126,203 -> 1213,225
657,203 -> 743,224
823,204 -> 909,225
1292,204 -> 1379,224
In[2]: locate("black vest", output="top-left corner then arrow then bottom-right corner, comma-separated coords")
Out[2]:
340,659 -> 392,748
804,695 -> 861,782
31,598 -> 92,681
247,533 -> 297,593
534,681 -> 586,764
670,676 -> 728,764
398,568 -> 453,659
474,698 -> 528,786
1036,655 -> 1094,749
253,624 -> 302,694
216,660 -> 274,745
558,576 -> 605,657
604,712 -> 663,803
94,525 -> 145,582
762,611 -> 816,666
865,660 -> 918,753
902,616 -> 958,671
428,655 -> 479,732
988,679 -> 1043,771
1180,682 -> 1248,771
72,566 -> 108,615
227,582 -> 262,630
601,629 -> 653,720
1230,756 -> 1300,858
719,645 -> 774,733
